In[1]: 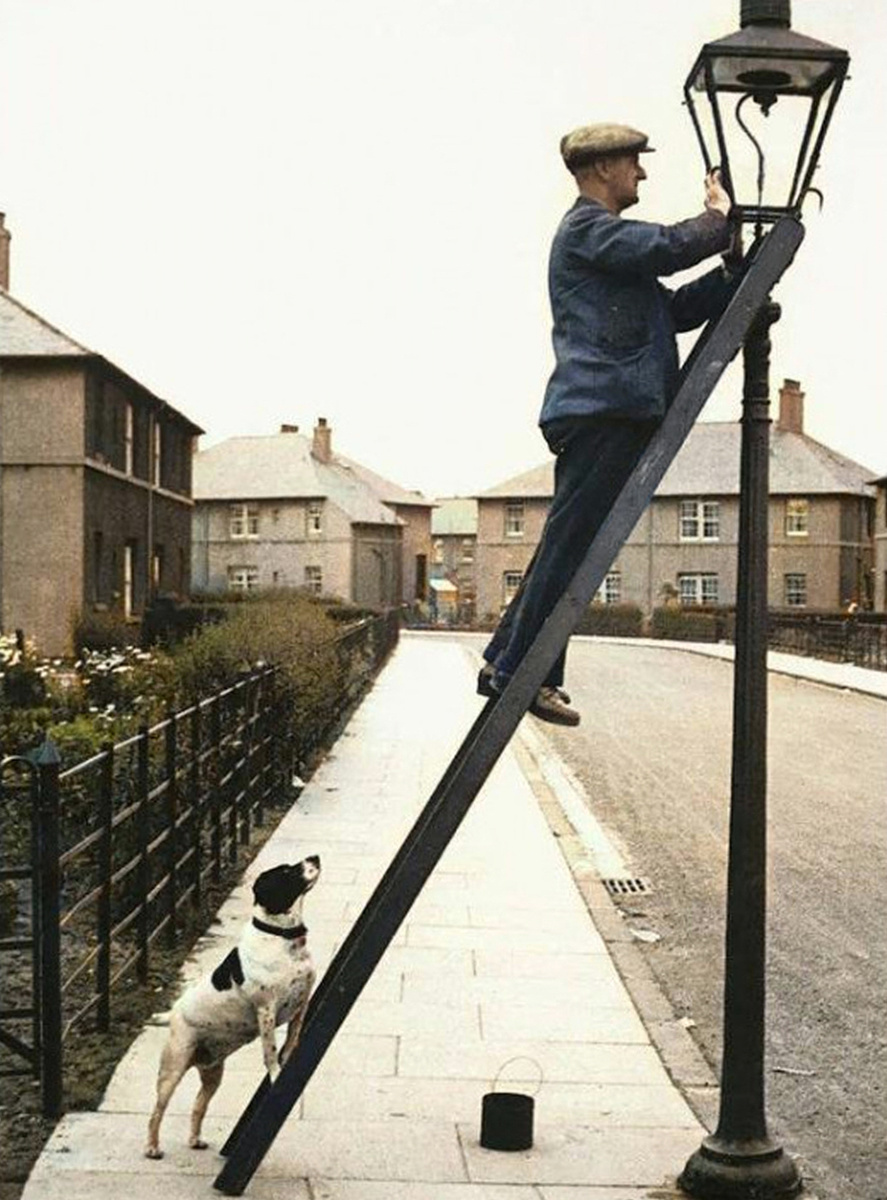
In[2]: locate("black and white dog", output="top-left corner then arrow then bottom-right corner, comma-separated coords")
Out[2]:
145,855 -> 320,1159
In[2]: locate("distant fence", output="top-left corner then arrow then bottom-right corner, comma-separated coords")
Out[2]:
767,612 -> 887,672
0,610 -> 399,1116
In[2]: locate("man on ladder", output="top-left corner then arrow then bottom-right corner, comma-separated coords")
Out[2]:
479,122 -> 736,726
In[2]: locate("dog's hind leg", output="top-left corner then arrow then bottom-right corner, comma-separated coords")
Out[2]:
145,1034 -> 192,1159
190,1061 -> 224,1149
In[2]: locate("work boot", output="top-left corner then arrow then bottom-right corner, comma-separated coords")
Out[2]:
529,686 -> 580,727
477,664 -> 571,706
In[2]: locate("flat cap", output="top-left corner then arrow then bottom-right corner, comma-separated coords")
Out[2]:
560,123 -> 655,171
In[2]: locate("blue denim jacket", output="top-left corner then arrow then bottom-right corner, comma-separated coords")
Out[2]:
539,198 -> 732,427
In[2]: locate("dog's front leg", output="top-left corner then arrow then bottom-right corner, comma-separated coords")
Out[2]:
256,1004 -> 280,1081
278,981 -> 313,1067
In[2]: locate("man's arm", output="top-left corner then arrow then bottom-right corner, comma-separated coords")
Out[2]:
569,170 -> 732,278
667,264 -> 738,332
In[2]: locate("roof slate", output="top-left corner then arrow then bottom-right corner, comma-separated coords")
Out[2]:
431,497 -> 479,536
193,433 -> 404,526
477,422 -> 877,500
0,288 -> 203,433
0,289 -> 92,356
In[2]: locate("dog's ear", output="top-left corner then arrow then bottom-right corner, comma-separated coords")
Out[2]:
253,864 -> 305,913
253,866 -> 290,913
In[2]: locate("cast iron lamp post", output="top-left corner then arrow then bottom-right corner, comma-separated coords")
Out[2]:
678,3 -> 848,1198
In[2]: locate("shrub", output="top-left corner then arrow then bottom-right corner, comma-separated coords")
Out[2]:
574,603 -> 644,638
73,609 -> 138,655
650,606 -> 733,643
171,595 -> 346,764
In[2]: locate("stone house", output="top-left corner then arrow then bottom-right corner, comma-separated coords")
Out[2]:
0,222 -> 201,655
873,476 -> 887,612
475,380 -> 877,619
430,497 -> 478,623
192,420 -> 433,610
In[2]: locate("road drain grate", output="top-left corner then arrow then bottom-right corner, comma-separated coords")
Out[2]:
603,877 -> 651,898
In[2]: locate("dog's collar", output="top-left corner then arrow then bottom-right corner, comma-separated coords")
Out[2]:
252,917 -> 308,941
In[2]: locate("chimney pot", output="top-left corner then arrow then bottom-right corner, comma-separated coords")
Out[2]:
777,378 -> 805,435
312,418 -> 332,463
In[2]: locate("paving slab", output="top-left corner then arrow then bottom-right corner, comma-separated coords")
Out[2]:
22,632 -> 708,1199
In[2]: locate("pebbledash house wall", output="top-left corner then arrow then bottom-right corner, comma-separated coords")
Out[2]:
191,499 -> 403,609
0,357 -> 195,655
875,480 -> 887,612
389,502 -> 432,603
475,491 -> 870,619
0,361 -> 87,654
192,498 -> 355,600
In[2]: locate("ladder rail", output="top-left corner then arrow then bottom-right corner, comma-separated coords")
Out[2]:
214,216 -> 804,1195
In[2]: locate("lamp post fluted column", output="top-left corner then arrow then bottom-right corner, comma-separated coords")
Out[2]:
679,298 -> 802,1200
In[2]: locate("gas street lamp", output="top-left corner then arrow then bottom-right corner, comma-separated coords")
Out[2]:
684,0 -> 848,227
678,3 -> 848,1199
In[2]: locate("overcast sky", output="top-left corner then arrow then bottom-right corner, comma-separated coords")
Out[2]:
1,0 -> 883,498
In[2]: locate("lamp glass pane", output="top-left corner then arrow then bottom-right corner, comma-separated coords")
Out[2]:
708,54 -> 834,93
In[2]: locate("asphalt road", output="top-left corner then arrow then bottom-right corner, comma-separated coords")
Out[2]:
521,638 -> 887,1200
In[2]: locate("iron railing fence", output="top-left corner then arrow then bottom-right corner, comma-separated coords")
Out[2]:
0,610 -> 399,1116
767,611 -> 887,671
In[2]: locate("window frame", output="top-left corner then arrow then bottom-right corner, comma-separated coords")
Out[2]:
307,500 -> 323,536
504,501 -> 525,538
229,502 -> 260,540
784,572 -> 807,607
228,565 -> 259,593
678,572 -> 719,606
304,565 -> 323,595
680,498 -> 720,542
503,570 -> 523,605
785,497 -> 809,537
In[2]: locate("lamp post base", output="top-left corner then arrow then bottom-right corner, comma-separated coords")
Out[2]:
679,1135 -> 802,1199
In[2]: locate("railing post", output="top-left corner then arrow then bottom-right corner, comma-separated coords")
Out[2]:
211,696 -> 222,883
34,738 -> 63,1119
228,688 -> 238,863
136,724 -> 150,984
96,742 -> 114,1032
189,704 -> 202,909
165,712 -> 178,947
240,678 -> 252,847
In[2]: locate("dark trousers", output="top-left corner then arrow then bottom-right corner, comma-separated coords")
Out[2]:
483,416 -> 655,688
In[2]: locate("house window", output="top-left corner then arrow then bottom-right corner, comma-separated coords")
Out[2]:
123,541 -> 136,617
504,502 -> 525,537
307,501 -> 323,535
784,573 -> 807,607
433,539 -> 444,565
460,538 -> 475,564
786,498 -> 809,536
124,403 -> 134,475
679,572 -> 719,606
229,503 -> 259,539
152,544 -> 163,591
228,566 -> 259,592
503,571 -> 523,606
304,565 -> 323,594
152,420 -> 162,487
680,499 -> 720,541
595,571 -> 621,605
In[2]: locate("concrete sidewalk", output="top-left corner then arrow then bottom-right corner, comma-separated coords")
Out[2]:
23,633 -> 710,1200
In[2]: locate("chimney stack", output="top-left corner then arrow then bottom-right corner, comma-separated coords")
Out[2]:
776,378 -> 805,434
312,417 -> 332,463
279,423 -> 300,434
0,213 -> 10,291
